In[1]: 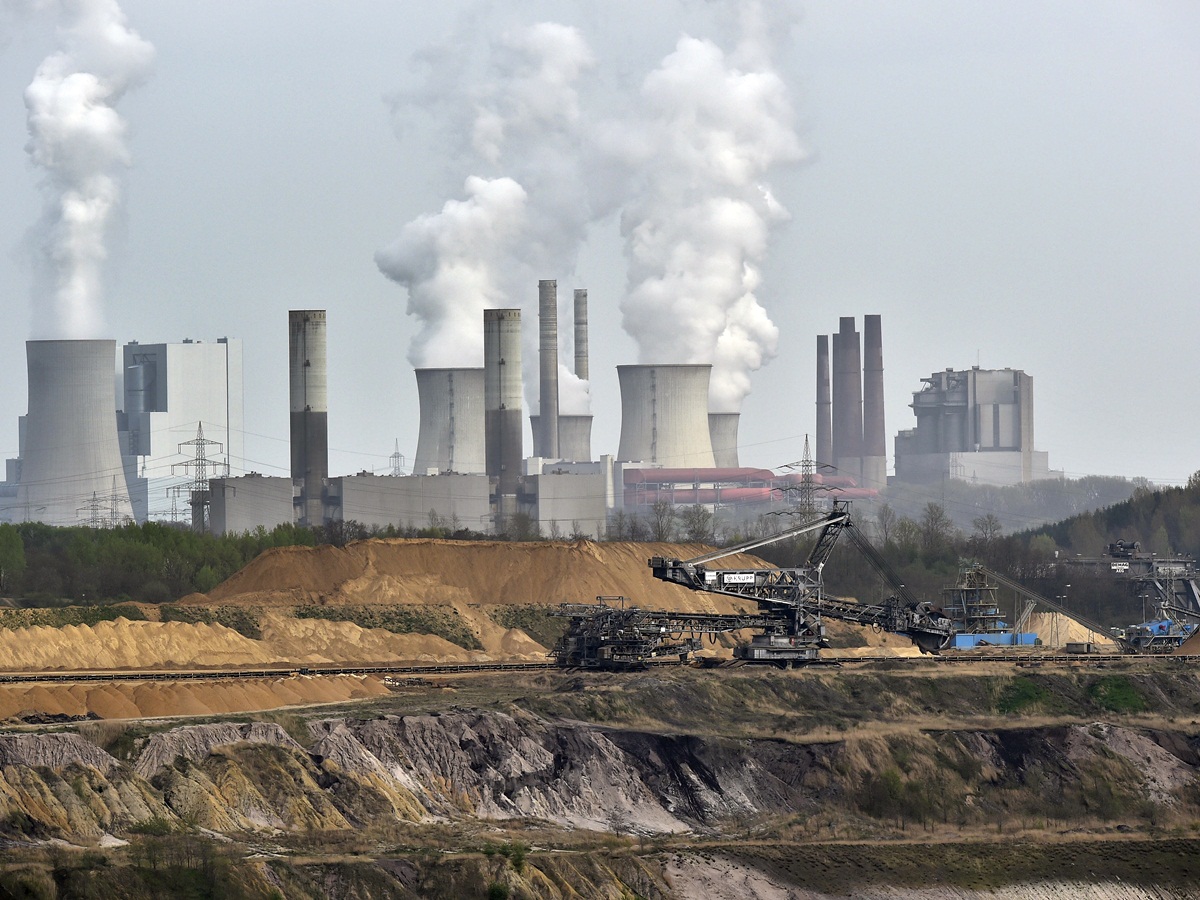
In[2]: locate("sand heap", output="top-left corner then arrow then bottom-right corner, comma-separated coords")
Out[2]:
1025,611 -> 1119,650
206,538 -> 766,613
0,674 -> 388,720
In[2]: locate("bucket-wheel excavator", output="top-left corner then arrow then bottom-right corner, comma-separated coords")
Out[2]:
551,501 -> 953,668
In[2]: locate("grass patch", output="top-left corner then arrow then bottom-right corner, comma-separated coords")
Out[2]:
1088,675 -> 1146,713
161,605 -> 262,640
294,605 -> 482,651
0,604 -> 146,629
996,676 -> 1049,714
487,605 -> 564,649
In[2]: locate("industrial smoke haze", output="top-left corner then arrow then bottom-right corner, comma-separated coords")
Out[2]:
614,5 -> 802,413
379,5 -> 800,414
376,22 -> 597,415
21,0 -> 154,339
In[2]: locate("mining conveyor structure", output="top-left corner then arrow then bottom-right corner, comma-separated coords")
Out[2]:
648,501 -> 954,663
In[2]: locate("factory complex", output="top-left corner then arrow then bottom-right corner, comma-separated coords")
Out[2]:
0,287 -> 1054,536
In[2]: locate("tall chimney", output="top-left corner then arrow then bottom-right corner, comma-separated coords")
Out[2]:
815,334 -> 832,467
289,310 -> 328,526
16,340 -> 133,526
831,316 -> 863,483
484,308 -> 522,498
861,314 -> 887,489
538,279 -> 559,460
573,288 -> 589,381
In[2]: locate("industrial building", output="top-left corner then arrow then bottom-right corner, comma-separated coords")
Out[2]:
7,294 -> 1061,539
893,366 -> 1054,486
122,337 -> 244,521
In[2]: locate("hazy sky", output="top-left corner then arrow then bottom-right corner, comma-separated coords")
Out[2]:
1,0 -> 1198,490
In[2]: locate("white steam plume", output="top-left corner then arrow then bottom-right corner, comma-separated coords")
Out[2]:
22,0 -> 154,339
379,22 -> 596,405
375,175 -> 528,368
614,8 -> 802,413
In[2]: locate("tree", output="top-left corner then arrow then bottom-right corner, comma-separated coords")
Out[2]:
876,504 -> 897,545
678,504 -> 715,543
649,500 -> 676,542
972,513 -> 1002,546
0,524 -> 26,594
919,503 -> 956,556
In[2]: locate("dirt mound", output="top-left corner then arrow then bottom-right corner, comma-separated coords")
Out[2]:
0,675 -> 388,720
206,538 -> 766,613
1026,611 -> 1118,649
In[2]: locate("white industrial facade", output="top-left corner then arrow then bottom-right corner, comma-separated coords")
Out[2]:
123,338 -> 244,522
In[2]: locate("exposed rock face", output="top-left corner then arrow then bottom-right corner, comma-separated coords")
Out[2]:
134,722 -> 304,779
310,711 -> 691,832
0,733 -> 118,774
2,713 -> 1200,844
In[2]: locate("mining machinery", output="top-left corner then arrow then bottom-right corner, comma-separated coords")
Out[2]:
552,501 -> 953,669
648,500 -> 954,663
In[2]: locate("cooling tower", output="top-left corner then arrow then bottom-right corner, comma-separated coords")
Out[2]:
289,310 -> 328,526
573,288 -> 589,381
861,314 -> 887,489
16,340 -> 133,526
537,280 -> 560,460
815,334 -> 832,467
708,413 -> 740,468
617,365 -> 716,467
413,368 -> 486,475
484,308 -> 522,496
531,414 -> 593,463
832,317 -> 863,482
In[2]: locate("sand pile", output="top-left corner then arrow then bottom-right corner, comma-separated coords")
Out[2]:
0,619 -> 276,670
0,675 -> 388,720
207,539 -> 765,613
1025,611 -> 1118,649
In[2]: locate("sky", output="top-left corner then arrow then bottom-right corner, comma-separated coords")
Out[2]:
0,0 -> 1198,489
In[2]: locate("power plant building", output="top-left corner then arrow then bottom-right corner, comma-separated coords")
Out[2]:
894,367 -> 1053,486
122,338 -> 244,522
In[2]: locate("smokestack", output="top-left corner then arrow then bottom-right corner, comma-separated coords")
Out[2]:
617,364 -> 716,467
413,368 -> 486,475
529,414 -> 593,462
708,413 -> 740,468
16,340 -> 133,526
484,309 -> 523,497
289,310 -> 328,526
573,288 -> 589,381
538,280 -> 559,459
815,334 -> 832,467
862,314 -> 887,489
832,316 -> 863,483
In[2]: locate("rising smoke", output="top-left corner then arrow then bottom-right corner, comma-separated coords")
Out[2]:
379,3 -> 801,413
21,0 -> 154,339
377,22 -> 597,414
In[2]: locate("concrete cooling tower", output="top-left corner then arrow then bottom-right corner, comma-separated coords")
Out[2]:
413,368 -> 486,475
708,413 -> 740,468
617,365 -> 716,467
530,413 -> 593,462
289,310 -> 328,526
16,340 -> 133,526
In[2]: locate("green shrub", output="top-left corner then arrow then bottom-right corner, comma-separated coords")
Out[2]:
997,677 -> 1048,714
